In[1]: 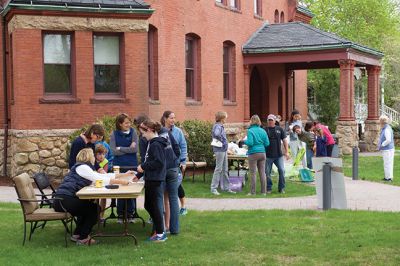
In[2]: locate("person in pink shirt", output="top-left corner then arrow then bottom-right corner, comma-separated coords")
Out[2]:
313,121 -> 335,157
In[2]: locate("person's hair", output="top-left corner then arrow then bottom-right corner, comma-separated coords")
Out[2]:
304,122 -> 313,132
161,110 -> 174,127
289,109 -> 300,123
379,115 -> 390,124
83,124 -> 105,139
250,115 -> 261,126
140,119 -> 162,133
292,125 -> 301,132
95,144 -> 107,155
76,148 -> 95,165
215,111 -> 228,122
115,113 -> 131,131
133,114 -> 149,127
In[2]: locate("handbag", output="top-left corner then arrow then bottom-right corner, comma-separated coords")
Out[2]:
211,138 -> 223,147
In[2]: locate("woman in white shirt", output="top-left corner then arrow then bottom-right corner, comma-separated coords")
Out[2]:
54,148 -> 135,245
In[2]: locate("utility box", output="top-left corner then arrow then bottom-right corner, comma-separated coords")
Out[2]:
313,157 -> 347,210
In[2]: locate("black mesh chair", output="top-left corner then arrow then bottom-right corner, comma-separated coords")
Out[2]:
33,173 -> 71,233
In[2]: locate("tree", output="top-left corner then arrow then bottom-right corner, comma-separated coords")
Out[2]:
302,0 -> 400,128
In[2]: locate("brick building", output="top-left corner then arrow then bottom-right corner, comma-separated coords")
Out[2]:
0,0 -> 383,178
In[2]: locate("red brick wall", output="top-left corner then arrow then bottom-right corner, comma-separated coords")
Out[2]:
147,0 -> 307,123
9,29 -> 148,129
0,18 -> 4,126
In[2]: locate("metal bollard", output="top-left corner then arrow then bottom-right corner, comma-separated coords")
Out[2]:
352,146 -> 358,180
322,163 -> 332,210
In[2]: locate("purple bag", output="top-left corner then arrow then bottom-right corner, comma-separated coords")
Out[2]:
229,176 -> 244,192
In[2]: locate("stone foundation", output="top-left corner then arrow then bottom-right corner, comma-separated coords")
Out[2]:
336,120 -> 358,155
363,120 -> 380,151
2,129 -> 76,179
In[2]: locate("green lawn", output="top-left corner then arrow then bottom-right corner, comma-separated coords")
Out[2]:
1,202 -> 400,265
343,154 -> 400,186
181,172 -> 315,198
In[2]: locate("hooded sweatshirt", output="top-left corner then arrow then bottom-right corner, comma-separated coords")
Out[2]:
141,136 -> 167,182
159,127 -> 181,169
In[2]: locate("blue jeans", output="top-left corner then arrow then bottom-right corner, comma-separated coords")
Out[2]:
265,156 -> 285,192
117,199 -> 135,217
306,148 -> 313,169
164,168 -> 180,234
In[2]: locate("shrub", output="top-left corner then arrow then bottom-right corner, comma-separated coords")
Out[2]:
180,119 -> 214,166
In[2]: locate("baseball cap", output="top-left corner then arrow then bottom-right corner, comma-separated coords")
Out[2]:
267,114 -> 276,120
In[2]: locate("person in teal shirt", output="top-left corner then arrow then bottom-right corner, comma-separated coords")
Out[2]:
243,115 -> 270,195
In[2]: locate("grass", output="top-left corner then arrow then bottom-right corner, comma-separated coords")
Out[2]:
1,202 -> 400,265
181,172 -> 315,198
343,154 -> 400,186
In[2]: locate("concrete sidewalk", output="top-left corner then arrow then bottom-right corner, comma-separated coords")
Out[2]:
2,177 -> 400,212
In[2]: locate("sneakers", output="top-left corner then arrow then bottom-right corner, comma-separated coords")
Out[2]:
117,218 -> 124,224
266,190 -> 272,194
76,237 -> 98,246
226,189 -> 236,194
70,234 -> 79,242
279,189 -> 286,194
211,190 -> 220,196
147,233 -> 167,243
147,217 -> 153,224
382,178 -> 393,182
179,208 -> 188,216
247,193 -> 255,196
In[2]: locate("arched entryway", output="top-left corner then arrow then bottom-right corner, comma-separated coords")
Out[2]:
250,66 -> 268,118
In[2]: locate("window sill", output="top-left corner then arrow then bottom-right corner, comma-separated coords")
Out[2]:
39,97 -> 81,104
223,101 -> 237,106
230,8 -> 242,14
149,99 -> 160,105
254,14 -> 264,21
90,97 -> 130,104
215,2 -> 241,13
185,100 -> 203,106
215,2 -> 229,9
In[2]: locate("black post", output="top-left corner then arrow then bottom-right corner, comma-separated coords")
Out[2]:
322,163 -> 332,210
352,146 -> 358,180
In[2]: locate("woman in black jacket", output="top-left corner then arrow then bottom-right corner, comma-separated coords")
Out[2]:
137,119 -> 168,242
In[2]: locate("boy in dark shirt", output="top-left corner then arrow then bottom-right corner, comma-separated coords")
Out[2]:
264,114 -> 290,194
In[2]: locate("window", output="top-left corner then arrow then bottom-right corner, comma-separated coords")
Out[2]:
254,0 -> 262,16
148,25 -> 159,101
185,34 -> 201,101
93,34 -> 120,94
274,10 -> 279,23
43,33 -> 72,94
229,0 -> 239,9
280,11 -> 285,23
223,41 -> 236,102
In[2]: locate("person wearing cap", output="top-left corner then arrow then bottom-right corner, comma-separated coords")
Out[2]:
378,115 -> 395,182
264,114 -> 289,194
288,110 -> 306,167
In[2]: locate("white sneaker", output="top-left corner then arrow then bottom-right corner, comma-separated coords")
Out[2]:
211,190 -> 220,195
226,189 -> 236,194
117,218 -> 124,224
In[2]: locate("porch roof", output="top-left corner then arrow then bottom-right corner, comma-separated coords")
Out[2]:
242,22 -> 383,68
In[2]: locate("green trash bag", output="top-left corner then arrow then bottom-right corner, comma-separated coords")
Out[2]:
298,168 -> 314,182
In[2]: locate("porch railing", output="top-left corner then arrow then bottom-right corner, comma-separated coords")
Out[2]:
381,104 -> 400,124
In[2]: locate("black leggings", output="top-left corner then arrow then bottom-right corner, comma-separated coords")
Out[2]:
178,184 -> 185,198
327,144 -> 334,157
144,181 -> 164,234
54,195 -> 98,240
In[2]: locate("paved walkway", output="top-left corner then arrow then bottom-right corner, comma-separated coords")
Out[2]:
2,177 -> 400,212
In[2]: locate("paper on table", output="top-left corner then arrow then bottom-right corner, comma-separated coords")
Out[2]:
85,187 -> 108,191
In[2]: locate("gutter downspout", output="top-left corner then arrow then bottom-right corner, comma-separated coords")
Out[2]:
2,15 -> 8,177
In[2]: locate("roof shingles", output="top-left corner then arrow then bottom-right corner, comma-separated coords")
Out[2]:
243,22 -> 383,57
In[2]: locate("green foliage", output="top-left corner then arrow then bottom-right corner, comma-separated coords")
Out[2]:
308,69 -> 340,131
180,119 -> 214,166
303,0 -> 400,115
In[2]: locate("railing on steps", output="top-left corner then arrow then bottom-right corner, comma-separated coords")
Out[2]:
381,104 -> 400,124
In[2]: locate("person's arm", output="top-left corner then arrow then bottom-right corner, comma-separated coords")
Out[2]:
244,130 -> 254,146
119,129 -> 137,153
381,127 -> 392,147
178,129 -> 188,166
281,129 -> 290,159
264,132 -> 270,149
